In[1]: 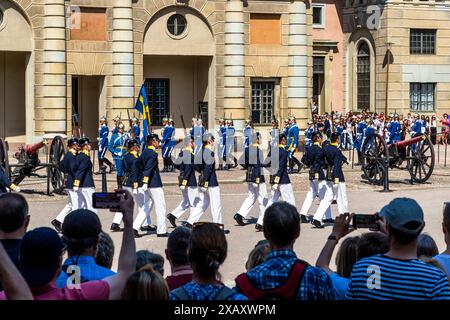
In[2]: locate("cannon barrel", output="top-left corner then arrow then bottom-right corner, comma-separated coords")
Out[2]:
393,135 -> 426,150
25,140 -> 46,155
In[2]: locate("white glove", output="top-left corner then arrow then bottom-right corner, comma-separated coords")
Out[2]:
252,183 -> 258,188
132,189 -> 138,195
73,186 -> 79,192
13,186 -> 21,193
272,184 -> 279,191
180,185 -> 186,191
97,137 -> 100,141
347,161 -> 352,166
142,184 -> 148,192
200,187 -> 208,193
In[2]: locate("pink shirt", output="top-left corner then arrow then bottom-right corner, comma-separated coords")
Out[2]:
0,280 -> 110,300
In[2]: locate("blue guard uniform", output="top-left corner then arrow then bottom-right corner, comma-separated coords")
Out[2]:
243,124 -> 252,149
225,122 -> 237,169
162,122 -> 176,172
132,123 -> 141,144
218,123 -> 227,169
109,126 -> 127,188
304,125 -> 314,149
388,120 -> 401,144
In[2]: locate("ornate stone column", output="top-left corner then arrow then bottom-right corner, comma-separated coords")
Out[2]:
223,0 -> 245,128
111,0 -> 134,119
35,0 -> 67,136
288,1 -> 308,119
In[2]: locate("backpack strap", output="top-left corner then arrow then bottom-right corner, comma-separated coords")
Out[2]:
215,286 -> 237,300
235,260 -> 309,300
170,287 -> 191,300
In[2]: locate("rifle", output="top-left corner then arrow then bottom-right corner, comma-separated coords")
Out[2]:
127,109 -> 136,139
72,113 -> 82,138
178,105 -> 187,136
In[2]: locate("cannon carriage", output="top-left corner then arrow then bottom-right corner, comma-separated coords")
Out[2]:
0,135 -> 67,195
361,133 -> 435,185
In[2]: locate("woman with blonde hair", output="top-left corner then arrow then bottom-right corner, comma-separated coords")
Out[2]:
121,264 -> 169,300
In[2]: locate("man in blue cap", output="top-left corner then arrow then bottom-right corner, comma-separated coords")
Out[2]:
346,198 -> 450,300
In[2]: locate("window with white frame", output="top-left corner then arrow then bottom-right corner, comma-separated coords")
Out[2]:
312,4 -> 325,28
251,81 -> 275,125
410,83 -> 435,112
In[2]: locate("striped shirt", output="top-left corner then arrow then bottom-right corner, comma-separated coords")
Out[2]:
346,254 -> 450,300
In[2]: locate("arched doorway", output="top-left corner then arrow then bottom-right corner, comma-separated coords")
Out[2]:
357,42 -> 370,110
0,0 -> 33,142
142,6 -> 215,130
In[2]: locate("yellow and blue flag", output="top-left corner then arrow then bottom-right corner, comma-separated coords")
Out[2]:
135,84 -> 151,139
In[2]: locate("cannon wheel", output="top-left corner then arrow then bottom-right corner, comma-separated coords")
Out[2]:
407,135 -> 435,183
48,136 -> 66,194
0,138 -> 10,179
361,133 -> 389,185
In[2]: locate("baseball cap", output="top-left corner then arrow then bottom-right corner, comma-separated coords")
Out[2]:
379,198 -> 425,235
62,209 -> 102,240
20,227 -> 66,287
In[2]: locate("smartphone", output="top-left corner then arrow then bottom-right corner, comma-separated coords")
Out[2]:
352,214 -> 379,230
92,192 -> 122,210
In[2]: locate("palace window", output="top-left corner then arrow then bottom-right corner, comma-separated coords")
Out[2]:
312,5 -> 325,28
410,29 -> 436,54
167,14 -> 187,37
410,83 -> 435,112
251,81 -> 275,125
357,42 -> 370,109
144,79 -> 170,126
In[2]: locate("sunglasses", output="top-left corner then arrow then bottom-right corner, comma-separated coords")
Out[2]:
193,222 -> 225,231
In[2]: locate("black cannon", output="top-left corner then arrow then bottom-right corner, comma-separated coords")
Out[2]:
0,136 -> 67,195
361,133 -> 435,185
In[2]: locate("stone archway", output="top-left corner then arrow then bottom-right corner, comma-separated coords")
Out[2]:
141,5 -> 216,132
346,30 -> 376,112
0,0 -> 34,142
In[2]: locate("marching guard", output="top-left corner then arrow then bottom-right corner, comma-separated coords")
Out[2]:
217,118 -> 227,170
140,133 -> 169,237
267,133 -> 296,207
73,137 -> 97,214
225,119 -> 238,169
287,116 -> 299,173
299,132 -> 332,226
161,117 -> 176,172
111,139 -> 157,238
109,122 -> 127,189
198,133 -> 223,224
97,116 -> 113,173
233,132 -> 270,232
52,138 -> 79,231
167,136 -> 204,229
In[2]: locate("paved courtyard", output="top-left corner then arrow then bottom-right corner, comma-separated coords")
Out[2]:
18,161 -> 450,285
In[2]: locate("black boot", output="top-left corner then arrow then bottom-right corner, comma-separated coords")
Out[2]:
162,158 -> 168,172
117,176 -> 123,189
168,158 -> 174,172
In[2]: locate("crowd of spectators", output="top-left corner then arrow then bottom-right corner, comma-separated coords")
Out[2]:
0,190 -> 450,300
